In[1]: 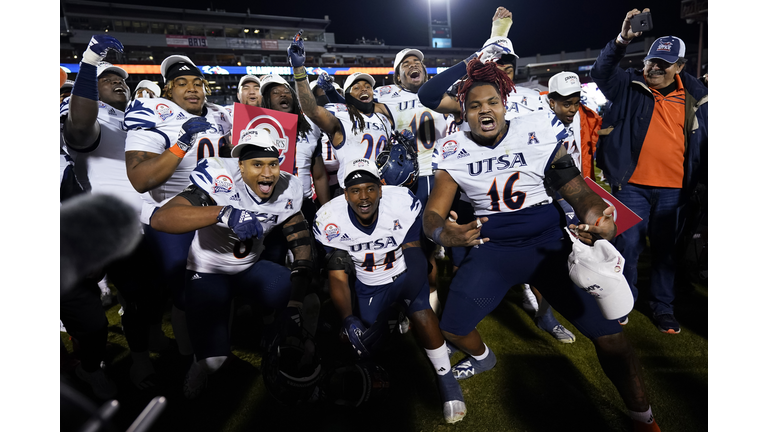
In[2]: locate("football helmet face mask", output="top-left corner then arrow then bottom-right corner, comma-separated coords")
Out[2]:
376,130 -> 419,187
262,307 -> 323,405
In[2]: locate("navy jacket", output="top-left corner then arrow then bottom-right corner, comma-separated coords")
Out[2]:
590,39 -> 708,199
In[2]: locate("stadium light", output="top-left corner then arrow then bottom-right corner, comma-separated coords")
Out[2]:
254,29 -> 260,34
244,29 -> 249,33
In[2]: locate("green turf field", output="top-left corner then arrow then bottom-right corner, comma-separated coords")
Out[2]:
60,263 -> 707,432
60,172 -> 708,431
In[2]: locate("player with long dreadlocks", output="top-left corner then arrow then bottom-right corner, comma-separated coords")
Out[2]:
422,59 -> 662,432
286,32 -> 400,190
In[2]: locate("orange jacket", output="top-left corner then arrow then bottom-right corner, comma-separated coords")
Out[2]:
578,103 -> 602,180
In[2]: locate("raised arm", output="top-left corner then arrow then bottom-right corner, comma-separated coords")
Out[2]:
63,35 -> 124,150
287,32 -> 342,139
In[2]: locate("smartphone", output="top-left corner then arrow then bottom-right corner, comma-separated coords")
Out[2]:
630,12 -> 653,33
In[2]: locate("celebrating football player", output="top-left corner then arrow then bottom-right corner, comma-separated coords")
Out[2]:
423,58 -> 661,431
150,130 -> 317,399
61,34 -> 169,396
124,54 -> 232,359
288,32 -> 397,190
314,158 -> 466,424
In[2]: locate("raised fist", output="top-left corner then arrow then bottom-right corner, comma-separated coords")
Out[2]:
287,30 -> 306,68
82,35 -> 124,66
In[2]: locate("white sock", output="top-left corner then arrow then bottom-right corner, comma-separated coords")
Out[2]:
425,342 -> 451,376
628,406 -> 654,424
472,343 -> 489,361
171,306 -> 194,356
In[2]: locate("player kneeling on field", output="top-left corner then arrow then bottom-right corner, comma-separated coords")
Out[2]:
151,130 -> 318,399
313,158 -> 466,424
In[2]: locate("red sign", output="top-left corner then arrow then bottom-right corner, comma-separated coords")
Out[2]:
584,177 -> 643,237
232,103 -> 297,174
166,35 -> 208,48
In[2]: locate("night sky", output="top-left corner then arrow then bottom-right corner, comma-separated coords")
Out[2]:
86,0 -> 706,57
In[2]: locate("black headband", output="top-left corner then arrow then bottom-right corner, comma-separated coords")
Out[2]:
238,145 -> 280,161
166,62 -> 203,82
344,170 -> 380,188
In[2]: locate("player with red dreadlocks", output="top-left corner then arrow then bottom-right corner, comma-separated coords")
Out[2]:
455,58 -> 515,125
420,41 -> 663,432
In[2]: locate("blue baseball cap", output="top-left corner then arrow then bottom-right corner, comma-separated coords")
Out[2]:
644,36 -> 686,64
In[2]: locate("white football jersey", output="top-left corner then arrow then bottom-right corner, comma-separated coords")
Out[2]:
294,114 -> 325,199
314,186 -> 422,287
539,94 -> 583,174
124,97 -> 232,224
60,97 -> 146,214
186,157 -> 304,275
374,85 -> 451,177
319,132 -> 339,187
328,104 -> 393,188
434,110 -> 568,216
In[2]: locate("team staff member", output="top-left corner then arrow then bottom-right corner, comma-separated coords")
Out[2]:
314,158 -> 466,424
151,130 -> 314,398
591,8 -> 708,333
62,34 -> 168,394
124,54 -> 232,357
424,59 -> 661,432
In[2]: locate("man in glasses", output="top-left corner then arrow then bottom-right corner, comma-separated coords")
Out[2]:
590,8 -> 708,339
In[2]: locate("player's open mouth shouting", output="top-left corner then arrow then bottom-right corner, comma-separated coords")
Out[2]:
479,114 -> 496,132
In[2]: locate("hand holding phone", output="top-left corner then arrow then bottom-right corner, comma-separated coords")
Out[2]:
630,12 -> 653,33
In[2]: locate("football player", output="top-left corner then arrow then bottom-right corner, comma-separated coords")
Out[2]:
134,80 -> 161,99
423,59 -> 661,432
150,130 -> 316,399
237,74 -> 262,107
313,158 -> 466,424
254,73 -> 330,267
288,34 -> 396,190
418,33 -> 577,344
61,34 -> 169,395
124,54 -> 232,359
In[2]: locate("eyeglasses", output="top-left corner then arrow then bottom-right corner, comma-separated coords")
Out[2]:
644,59 -> 675,70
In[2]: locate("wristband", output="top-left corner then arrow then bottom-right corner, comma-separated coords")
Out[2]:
294,70 -> 307,81
431,227 -> 445,247
616,33 -> 631,46
169,144 -> 186,158
71,63 -> 99,101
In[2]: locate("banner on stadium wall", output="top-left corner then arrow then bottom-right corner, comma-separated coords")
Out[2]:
261,40 -> 279,50
231,103 -> 297,174
584,178 -> 642,236
60,64 -> 443,76
166,35 -> 208,48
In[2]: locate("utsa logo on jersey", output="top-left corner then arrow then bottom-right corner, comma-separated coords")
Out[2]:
467,153 -> 528,176
349,236 -> 397,252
